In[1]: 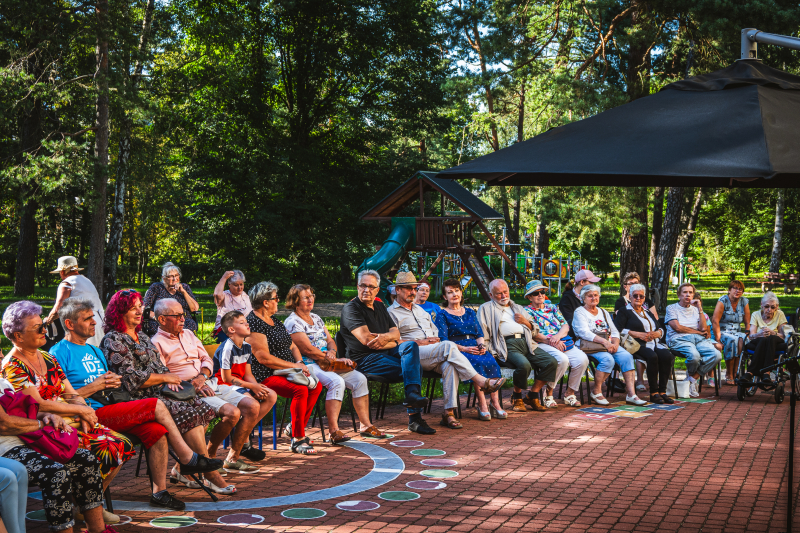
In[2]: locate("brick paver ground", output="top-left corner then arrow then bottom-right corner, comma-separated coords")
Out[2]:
23,382 -> 800,532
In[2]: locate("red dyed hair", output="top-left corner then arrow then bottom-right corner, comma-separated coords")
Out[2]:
104,289 -> 143,334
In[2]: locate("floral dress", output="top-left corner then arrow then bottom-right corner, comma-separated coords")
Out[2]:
101,330 -> 215,433
2,350 -> 135,479
435,308 -> 501,379
717,294 -> 749,360
142,282 -> 198,335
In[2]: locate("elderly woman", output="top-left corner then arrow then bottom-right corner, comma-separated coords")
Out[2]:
712,280 -> 750,385
414,281 -> 439,322
245,282 -> 323,455
613,284 -> 675,404
571,285 -> 646,406
99,290 -> 231,494
523,280 -> 589,408
435,277 -> 505,420
44,256 -> 106,346
213,270 -> 252,344
744,291 -> 788,384
142,262 -> 199,336
559,269 -> 602,338
614,271 -> 657,391
284,284 -> 386,442
0,372 -> 108,533
1,301 -> 133,526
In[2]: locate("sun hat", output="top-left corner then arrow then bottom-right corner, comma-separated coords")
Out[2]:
394,272 -> 422,287
524,279 -> 550,298
574,269 -> 601,283
50,256 -> 84,274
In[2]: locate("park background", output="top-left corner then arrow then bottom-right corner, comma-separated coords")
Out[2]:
2,0 -> 800,353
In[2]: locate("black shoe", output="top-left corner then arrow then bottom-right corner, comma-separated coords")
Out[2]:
150,491 -> 186,510
240,446 -> 266,462
649,394 -> 664,404
660,394 -> 675,404
613,378 -> 627,393
403,391 -> 429,410
408,417 -> 436,435
180,455 -> 224,476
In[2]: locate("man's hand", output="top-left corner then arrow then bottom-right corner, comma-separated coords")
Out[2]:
415,337 -> 440,346
514,313 -> 531,328
251,383 -> 271,400
41,413 -> 72,433
367,333 -> 391,350
198,384 -> 215,398
190,374 -> 206,391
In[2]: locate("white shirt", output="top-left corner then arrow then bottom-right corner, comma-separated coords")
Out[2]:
665,303 -> 700,344
499,305 -> 524,337
61,274 -> 105,346
622,303 -> 658,349
214,290 -> 253,330
572,306 -> 619,345
387,302 -> 438,341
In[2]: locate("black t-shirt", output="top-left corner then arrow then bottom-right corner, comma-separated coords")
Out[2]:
339,298 -> 395,363
558,288 -> 583,337
246,311 -> 294,382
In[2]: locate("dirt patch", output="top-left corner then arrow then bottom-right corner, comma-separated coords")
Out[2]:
274,302 -> 347,319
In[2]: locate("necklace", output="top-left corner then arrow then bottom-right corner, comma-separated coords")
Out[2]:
20,350 -> 46,377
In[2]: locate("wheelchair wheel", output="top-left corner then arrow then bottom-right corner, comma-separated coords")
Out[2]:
737,383 -> 746,401
775,382 -> 785,404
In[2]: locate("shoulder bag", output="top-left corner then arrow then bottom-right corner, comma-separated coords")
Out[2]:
580,308 -> 612,354
160,380 -> 197,401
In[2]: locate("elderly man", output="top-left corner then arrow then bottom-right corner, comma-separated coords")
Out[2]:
478,279 -> 558,412
388,272 -> 506,429
44,256 -> 105,346
340,269 -> 433,434
50,298 -> 221,510
665,283 -> 722,397
151,299 -> 266,473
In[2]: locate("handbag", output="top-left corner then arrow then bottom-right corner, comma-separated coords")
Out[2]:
560,336 -> 575,351
160,381 -> 197,401
274,367 -> 319,389
0,390 -> 78,463
85,345 -> 133,405
317,357 -> 357,374
620,333 -> 641,354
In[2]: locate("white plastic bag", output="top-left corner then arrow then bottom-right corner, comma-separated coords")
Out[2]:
666,379 -> 691,399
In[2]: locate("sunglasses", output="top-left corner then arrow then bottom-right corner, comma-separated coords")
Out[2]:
120,289 -> 139,297
631,294 -> 645,300
28,323 -> 46,334
531,291 -> 547,296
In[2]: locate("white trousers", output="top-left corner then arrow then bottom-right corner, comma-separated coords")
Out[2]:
308,365 -> 369,401
537,343 -> 590,392
418,341 -> 479,410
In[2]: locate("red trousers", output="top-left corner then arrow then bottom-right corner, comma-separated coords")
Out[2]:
95,397 -> 168,449
262,376 -> 322,438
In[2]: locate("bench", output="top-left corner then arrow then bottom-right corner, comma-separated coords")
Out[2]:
761,272 -> 798,294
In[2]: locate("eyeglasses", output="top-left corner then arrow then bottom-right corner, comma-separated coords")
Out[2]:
762,305 -> 778,310
624,281 -> 639,286
399,286 -> 418,292
264,296 -> 279,301
358,284 -> 379,291
120,289 -> 139,297
731,288 -> 743,292
160,314 -> 185,320
631,294 -> 645,300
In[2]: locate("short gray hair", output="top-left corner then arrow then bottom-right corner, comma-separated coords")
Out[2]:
59,298 -> 95,329
629,284 -> 646,298
580,284 -> 601,303
154,298 -> 181,318
249,281 -> 278,309
761,291 -> 780,307
161,262 -> 181,280
357,270 -> 380,286
229,270 -> 246,284
2,301 -> 42,341
489,279 -> 508,293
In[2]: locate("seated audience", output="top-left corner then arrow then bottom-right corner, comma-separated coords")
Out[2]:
744,291 -> 788,384
0,375 -> 108,533
1,301 -> 134,524
414,281 -> 440,322
478,279 -> 558,412
435,277 -> 506,420
389,273 -> 505,429
523,280 -> 589,407
284,284 -> 387,442
245,282 -> 323,454
213,270 -> 252,344
711,280 -> 750,385
665,283 -> 722,397
51,298 -> 220,510
572,284 -> 646,406
142,262 -> 199,335
613,285 -> 675,404
338,270 -> 432,434
559,270 -> 601,338
152,299 -> 269,475
614,271 -> 657,392
99,290 -> 231,494
44,256 -> 106,346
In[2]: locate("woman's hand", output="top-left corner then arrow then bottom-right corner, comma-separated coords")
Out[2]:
547,336 -> 566,351
294,362 -> 310,376
161,373 -> 184,391
76,405 -> 98,428
41,413 -> 72,433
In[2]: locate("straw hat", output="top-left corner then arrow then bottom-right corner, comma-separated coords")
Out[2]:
50,256 -> 84,274
394,271 -> 422,287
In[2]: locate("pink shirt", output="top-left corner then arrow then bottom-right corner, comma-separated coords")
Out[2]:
151,328 -> 213,380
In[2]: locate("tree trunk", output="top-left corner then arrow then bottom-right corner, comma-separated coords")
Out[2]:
675,187 -> 704,258
626,1 -> 651,102
619,187 -> 649,292
769,188 -> 785,273
87,0 -> 110,291
648,186 -> 664,277
14,198 -> 39,296
534,218 -> 549,258
651,187 -> 684,315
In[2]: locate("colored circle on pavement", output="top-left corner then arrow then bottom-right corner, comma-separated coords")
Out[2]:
150,516 -> 198,528
420,469 -> 459,478
390,440 -> 424,447
336,500 -> 381,511
410,449 -> 446,456
407,480 -> 447,490
379,491 -> 420,501
420,458 -> 458,467
26,510 -> 47,521
281,508 -> 327,520
218,513 -> 264,525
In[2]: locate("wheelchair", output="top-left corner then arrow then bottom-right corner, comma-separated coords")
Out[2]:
734,334 -> 796,403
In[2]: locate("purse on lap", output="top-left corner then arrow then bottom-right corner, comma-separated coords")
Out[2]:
0,390 -> 78,463
620,333 -> 641,354
160,381 -> 197,401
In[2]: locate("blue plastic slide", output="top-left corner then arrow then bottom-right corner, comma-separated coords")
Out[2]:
356,220 -> 414,300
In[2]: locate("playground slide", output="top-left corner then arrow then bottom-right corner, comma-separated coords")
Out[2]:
357,222 -> 414,299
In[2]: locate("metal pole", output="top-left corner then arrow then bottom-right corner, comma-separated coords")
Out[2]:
742,28 -> 800,59
790,370 -> 796,532
501,227 -> 506,283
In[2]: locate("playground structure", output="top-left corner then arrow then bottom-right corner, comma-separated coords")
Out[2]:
357,171 -> 588,301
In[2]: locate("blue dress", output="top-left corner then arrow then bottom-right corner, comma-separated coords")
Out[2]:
435,307 -> 501,379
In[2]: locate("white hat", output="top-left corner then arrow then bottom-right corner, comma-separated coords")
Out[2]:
50,256 -> 84,274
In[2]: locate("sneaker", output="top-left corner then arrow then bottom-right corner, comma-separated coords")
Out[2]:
707,377 -> 716,387
240,445 -> 266,462
408,416 -> 436,435
688,380 -> 699,397
150,491 -> 186,510
223,459 -> 261,474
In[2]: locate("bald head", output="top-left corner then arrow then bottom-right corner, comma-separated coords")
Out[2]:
489,279 -> 511,306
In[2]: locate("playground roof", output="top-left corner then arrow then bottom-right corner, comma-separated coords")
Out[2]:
362,171 -> 503,220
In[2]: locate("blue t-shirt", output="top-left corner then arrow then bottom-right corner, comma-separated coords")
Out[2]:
50,339 -> 109,409
418,301 -> 440,323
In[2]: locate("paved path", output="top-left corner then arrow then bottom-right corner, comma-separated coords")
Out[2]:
23,383 -> 797,532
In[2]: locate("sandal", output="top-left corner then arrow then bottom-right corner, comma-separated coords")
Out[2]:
563,394 -> 581,407
291,436 -> 317,455
440,413 -> 463,429
330,430 -> 351,445
543,395 -> 558,408
359,425 -> 389,439
202,478 -> 237,495
726,376 -> 735,386
480,377 -> 507,394
169,467 -> 201,489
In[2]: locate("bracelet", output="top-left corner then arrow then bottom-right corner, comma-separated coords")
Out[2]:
38,420 -> 42,431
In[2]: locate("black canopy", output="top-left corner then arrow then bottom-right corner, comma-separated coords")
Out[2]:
436,60 -> 800,188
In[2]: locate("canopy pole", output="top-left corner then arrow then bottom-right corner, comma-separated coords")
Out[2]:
742,28 -> 800,59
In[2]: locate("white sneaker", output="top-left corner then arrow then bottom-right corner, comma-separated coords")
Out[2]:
688,380 -> 699,397
626,395 -> 647,406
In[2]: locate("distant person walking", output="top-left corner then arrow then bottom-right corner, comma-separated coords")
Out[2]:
45,256 -> 105,346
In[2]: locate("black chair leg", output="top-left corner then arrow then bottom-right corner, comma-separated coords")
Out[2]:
134,443 -> 144,477
311,392 -> 327,443
465,382 -> 474,410
104,487 -> 113,513
558,374 -> 565,399
379,383 -> 389,420
279,399 -> 291,437
168,450 -> 218,502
